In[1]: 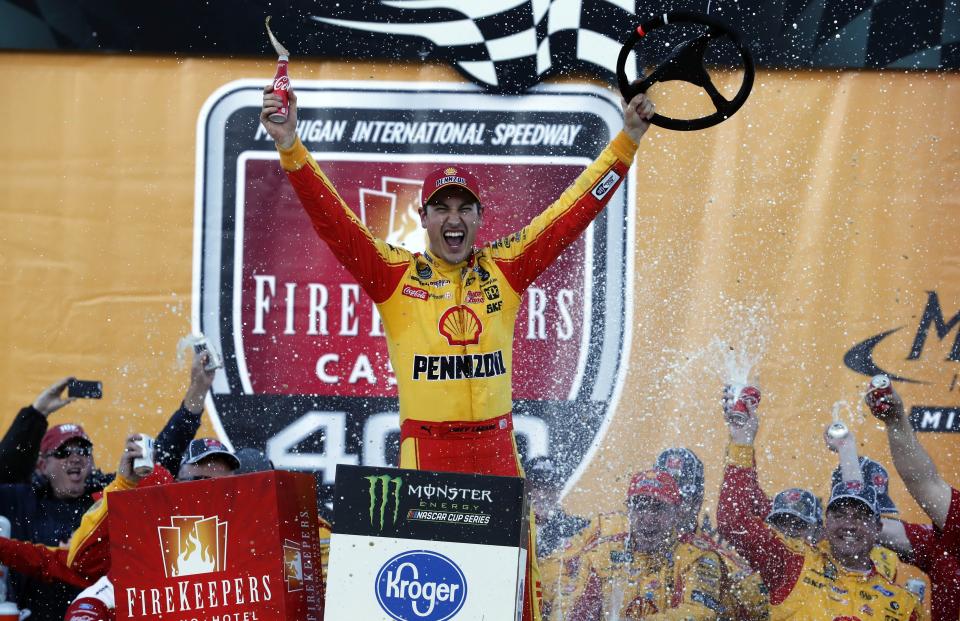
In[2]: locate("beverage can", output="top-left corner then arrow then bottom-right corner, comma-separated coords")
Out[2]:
866,374 -> 894,415
133,435 -> 155,477
726,384 -> 761,424
905,578 -> 926,602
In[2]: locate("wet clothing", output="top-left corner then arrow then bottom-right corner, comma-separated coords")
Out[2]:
280,130 -> 639,621
902,489 -> 960,621
718,443 -> 920,620
537,509 -> 591,559
541,511 -> 766,621
559,533 -> 726,620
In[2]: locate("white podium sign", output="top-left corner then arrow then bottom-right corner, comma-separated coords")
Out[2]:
325,465 -> 529,621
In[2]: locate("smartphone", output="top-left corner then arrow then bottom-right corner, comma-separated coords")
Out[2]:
68,379 -> 102,399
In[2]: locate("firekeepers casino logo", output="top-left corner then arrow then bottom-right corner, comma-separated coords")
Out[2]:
157,515 -> 228,578
194,81 -> 635,504
845,290 -> 960,432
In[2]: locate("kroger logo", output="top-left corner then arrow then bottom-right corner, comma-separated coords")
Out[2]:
375,550 -> 467,620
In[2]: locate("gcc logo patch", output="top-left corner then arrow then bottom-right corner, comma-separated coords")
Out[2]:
157,515 -> 228,578
375,550 -> 467,621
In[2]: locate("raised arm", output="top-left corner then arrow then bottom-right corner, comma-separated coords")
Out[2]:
260,85 -> 410,303
153,350 -> 213,474
489,94 -> 653,293
868,385 -> 955,530
0,377 -> 75,483
716,402 -> 804,604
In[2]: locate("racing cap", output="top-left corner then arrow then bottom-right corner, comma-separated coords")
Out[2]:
627,469 -> 682,506
654,448 -> 704,501
40,423 -> 93,455
524,456 -> 564,488
235,448 -> 275,474
827,480 -> 879,516
766,488 -> 822,526
420,166 -> 482,207
180,438 -> 241,470
831,456 -> 897,515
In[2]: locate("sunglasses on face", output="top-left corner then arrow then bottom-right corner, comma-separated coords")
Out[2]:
46,445 -> 93,459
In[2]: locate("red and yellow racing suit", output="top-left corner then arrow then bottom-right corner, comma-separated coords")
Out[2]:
280,131 -> 639,620
556,531 -> 727,620
718,443 -> 921,621
541,511 -> 768,620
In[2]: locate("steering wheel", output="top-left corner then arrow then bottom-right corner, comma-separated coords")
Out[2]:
616,10 -> 755,131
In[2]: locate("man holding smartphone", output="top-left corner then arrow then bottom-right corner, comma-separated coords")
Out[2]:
0,350 -> 217,621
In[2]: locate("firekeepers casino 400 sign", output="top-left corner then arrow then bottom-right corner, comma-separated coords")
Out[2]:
194,81 -> 635,505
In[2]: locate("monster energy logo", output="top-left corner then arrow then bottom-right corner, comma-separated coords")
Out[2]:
365,475 -> 402,531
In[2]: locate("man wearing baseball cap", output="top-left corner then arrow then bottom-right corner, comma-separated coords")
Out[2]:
654,447 -> 769,621
766,487 -> 823,547
717,399 -> 920,619
262,75 -> 655,621
864,384 -> 959,621
558,469 -> 725,620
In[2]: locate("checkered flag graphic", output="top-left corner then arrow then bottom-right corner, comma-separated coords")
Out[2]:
312,0 -> 641,93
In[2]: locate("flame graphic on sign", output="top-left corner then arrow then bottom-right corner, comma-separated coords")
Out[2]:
359,177 -> 425,252
283,539 -> 304,592
158,515 -> 227,578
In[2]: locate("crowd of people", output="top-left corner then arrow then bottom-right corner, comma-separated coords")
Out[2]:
0,351 -> 289,620
2,75 -> 954,621
1,364 -> 955,620
527,382 -> 958,620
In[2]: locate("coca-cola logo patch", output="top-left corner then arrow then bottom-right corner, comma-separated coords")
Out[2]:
194,80 -> 634,508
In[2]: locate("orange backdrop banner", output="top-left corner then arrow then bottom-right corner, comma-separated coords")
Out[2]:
0,53 -> 957,535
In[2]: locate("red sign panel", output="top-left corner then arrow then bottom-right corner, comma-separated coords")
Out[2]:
109,471 -> 323,621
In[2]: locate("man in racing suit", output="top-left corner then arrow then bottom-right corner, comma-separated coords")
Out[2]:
717,402 -> 920,620
542,448 -> 767,620
260,81 -> 655,620
558,469 -> 726,620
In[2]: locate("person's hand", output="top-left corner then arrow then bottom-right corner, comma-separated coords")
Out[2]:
118,434 -> 145,484
823,422 -> 854,453
260,84 -> 298,150
622,91 -> 655,143
865,385 -> 905,425
31,377 -> 76,417
183,351 -> 216,414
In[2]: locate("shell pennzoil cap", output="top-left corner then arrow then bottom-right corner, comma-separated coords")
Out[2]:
827,480 -> 879,516
180,438 -> 241,470
626,469 -> 682,506
420,166 -> 482,207
767,488 -> 822,526
654,448 -> 704,500
831,456 -> 898,515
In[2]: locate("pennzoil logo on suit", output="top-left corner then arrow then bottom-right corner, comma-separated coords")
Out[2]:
194,80 -> 635,504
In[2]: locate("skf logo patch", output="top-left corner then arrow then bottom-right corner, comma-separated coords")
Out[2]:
591,170 -> 621,200
402,285 -> 428,301
438,305 -> 483,346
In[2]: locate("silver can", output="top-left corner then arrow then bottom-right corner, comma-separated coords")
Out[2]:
133,434 -> 155,477
905,578 -> 926,602
825,421 -> 850,441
